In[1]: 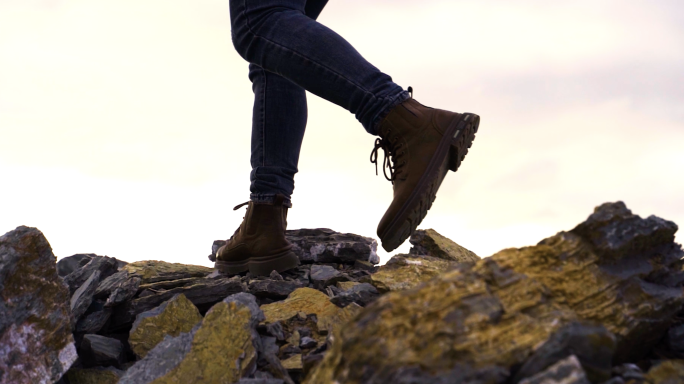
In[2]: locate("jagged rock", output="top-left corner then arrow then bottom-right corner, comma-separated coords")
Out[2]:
353,259 -> 376,272
612,363 -> 646,382
105,275 -> 141,307
644,360 -> 684,384
300,336 -> 317,349
75,301 -> 112,334
409,229 -> 480,263
80,334 -> 124,368
666,324 -> 684,352
369,254 -> 458,293
66,366 -> 123,384
63,256 -> 119,295
310,265 -> 348,290
330,283 -> 379,307
71,270 -> 101,322
336,281 -> 360,291
260,288 -> 362,338
108,276 -> 244,330
0,226 -> 77,383
249,279 -> 302,300
258,336 -> 295,384
286,228 -> 379,264
281,354 -> 303,371
94,270 -> 128,299
118,293 -> 264,384
121,260 -> 213,284
512,322 -> 615,383
57,253 -> 95,277
518,355 -> 590,384
269,270 -> 284,280
237,379 -> 285,384
305,202 -> 684,383
128,293 -> 202,358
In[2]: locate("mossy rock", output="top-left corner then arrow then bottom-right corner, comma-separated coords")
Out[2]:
122,260 -> 213,284
67,367 -> 123,384
409,229 -> 480,263
369,254 -> 458,293
645,360 -> 684,384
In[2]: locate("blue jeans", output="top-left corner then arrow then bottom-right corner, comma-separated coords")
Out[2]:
230,0 -> 410,206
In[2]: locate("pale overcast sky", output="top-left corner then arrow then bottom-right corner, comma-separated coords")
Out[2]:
1,0 -> 683,266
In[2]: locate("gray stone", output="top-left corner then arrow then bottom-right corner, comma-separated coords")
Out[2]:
105,275 -> 141,307
612,363 -> 646,382
409,229 -> 480,263
237,379 -> 285,384
519,355 -> 590,384
248,279 -> 301,300
269,270 -> 284,281
63,255 -> 119,295
70,270 -> 101,321
310,265 -> 348,290
667,324 -> 684,352
300,336 -> 317,349
75,301 -> 112,334
601,378 -> 626,384
80,334 -> 124,368
94,270 -> 128,299
330,283 -> 379,307
286,228 -> 379,264
0,226 -> 78,383
512,322 -> 615,383
353,259 -> 376,272
57,253 -> 95,277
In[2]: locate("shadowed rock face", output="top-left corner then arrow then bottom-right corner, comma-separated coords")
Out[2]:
305,202 -> 684,384
0,226 -> 77,384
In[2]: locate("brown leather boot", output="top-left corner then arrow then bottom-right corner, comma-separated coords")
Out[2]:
371,91 -> 479,252
214,194 -> 300,276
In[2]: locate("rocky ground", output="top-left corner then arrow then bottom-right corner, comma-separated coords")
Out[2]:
2,202 -> 684,384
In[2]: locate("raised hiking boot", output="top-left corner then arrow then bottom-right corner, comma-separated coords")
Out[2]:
214,194 -> 300,276
371,89 -> 479,252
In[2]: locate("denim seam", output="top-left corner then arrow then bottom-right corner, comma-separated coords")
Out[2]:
240,1 -> 392,106
261,66 -> 267,166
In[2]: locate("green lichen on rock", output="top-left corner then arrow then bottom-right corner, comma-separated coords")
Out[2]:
645,360 -> 684,384
409,228 -> 480,263
122,260 -> 213,284
261,287 -> 361,334
336,281 -> 360,291
129,293 -> 202,358
67,367 -> 123,384
369,254 -> 458,293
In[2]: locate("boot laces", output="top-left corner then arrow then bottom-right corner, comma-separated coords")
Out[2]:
370,136 -> 403,184
228,201 -> 250,240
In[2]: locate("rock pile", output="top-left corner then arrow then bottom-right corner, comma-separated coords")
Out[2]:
2,202 -> 684,384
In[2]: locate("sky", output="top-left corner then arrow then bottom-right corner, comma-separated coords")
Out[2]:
1,0 -> 683,267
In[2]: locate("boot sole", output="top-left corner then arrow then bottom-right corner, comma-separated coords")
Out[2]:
214,259 -> 249,276
249,250 -> 300,276
379,113 -> 480,252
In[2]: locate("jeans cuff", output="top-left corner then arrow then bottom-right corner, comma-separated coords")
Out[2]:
250,194 -> 293,208
370,90 -> 411,135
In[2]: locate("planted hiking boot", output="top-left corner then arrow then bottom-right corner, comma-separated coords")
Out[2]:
214,194 -> 300,276
371,90 -> 479,252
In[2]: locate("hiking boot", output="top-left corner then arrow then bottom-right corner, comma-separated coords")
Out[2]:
214,194 -> 300,276
371,90 -> 479,252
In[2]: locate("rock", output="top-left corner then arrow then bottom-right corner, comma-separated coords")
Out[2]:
518,355 -> 590,384
512,322 -> 615,383
612,363 -> 646,382
80,334 -> 124,368
258,335 -> 295,384
260,288 -> 362,337
310,265 -> 347,290
108,276 -> 244,330
0,226 -> 77,383
305,202 -> 684,383
285,228 -> 379,264
57,253 -> 95,277
409,229 -> 480,263
645,360 -> 684,384
299,336 -> 317,349
281,354 -> 303,371
369,254 -> 458,293
353,259 -> 376,272
249,279 -> 302,300
269,270 -> 284,281
237,379 -> 285,384
71,270 -> 101,321
104,275 -> 141,307
93,270 -> 129,299
602,378 -> 626,384
330,283 -> 379,307
336,281 -> 360,291
75,301 -> 112,334
121,260 -> 213,284
66,366 -> 123,384
128,293 -> 202,358
63,256 -> 119,295
118,293 -> 264,384
667,324 -> 684,352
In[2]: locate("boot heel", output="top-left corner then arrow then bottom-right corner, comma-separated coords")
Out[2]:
448,113 -> 480,172
249,250 -> 300,276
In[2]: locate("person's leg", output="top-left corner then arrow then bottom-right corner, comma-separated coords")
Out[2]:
230,0 -> 410,135
248,0 -> 329,207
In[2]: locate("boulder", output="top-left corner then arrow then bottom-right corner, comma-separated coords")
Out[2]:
66,366 -> 123,384
0,226 -> 77,383
108,276 -> 244,330
305,202 -> 684,383
80,334 -> 124,368
75,301 -> 112,334
70,270 -> 101,322
121,260 -> 213,284
128,293 -> 202,358
369,254 -> 458,293
518,355 -> 590,384
644,360 -> 684,384
118,293 -> 264,384
63,256 -> 118,295
286,228 -> 379,264
409,229 -> 480,263
57,253 -> 95,277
